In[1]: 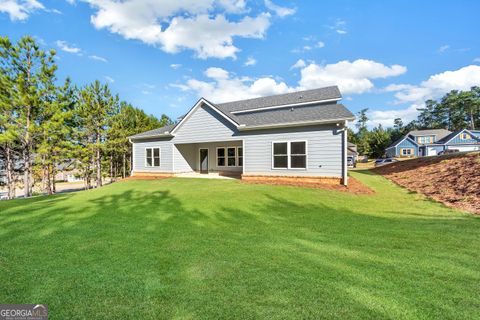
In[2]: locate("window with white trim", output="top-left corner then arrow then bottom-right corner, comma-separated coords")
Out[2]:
237,147 -> 243,166
146,147 -> 160,167
217,148 -> 225,166
400,148 -> 413,156
460,132 -> 471,140
227,147 -> 236,167
273,141 -> 306,169
290,141 -> 306,168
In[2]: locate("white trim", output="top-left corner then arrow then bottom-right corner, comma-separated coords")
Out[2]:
238,118 -> 355,131
171,98 -> 239,135
145,147 -> 161,167
198,148 -> 209,172
271,140 -> 308,170
172,145 -> 175,172
388,136 -> 419,149
343,121 -> 348,186
129,138 -> 135,175
443,129 -> 478,144
241,140 -> 245,174
230,98 -> 341,114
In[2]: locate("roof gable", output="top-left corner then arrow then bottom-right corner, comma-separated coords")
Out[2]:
387,136 -> 419,149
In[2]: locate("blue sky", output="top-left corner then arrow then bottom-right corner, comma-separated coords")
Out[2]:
1,0 -> 479,127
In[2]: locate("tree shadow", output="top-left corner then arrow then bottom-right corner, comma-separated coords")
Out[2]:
0,179 -> 479,319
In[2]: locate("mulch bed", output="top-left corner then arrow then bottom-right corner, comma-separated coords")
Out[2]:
242,176 -> 375,195
373,152 -> 480,214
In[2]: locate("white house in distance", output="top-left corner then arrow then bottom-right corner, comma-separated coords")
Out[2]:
129,86 -> 355,185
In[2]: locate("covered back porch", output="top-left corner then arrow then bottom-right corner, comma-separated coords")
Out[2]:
174,140 -> 243,178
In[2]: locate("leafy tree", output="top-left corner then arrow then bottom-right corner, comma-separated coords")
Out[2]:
368,125 -> 391,158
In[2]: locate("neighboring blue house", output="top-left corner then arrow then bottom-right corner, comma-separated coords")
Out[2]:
386,128 -> 480,157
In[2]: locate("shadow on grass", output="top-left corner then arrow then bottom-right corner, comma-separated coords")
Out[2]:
0,180 -> 479,319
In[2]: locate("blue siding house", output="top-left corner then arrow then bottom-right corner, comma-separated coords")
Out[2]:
386,128 -> 480,157
129,86 -> 355,185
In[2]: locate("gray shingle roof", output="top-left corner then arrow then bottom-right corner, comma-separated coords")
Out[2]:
407,129 -> 451,140
130,86 -> 353,139
129,124 -> 176,139
232,103 -> 353,127
216,86 -> 341,113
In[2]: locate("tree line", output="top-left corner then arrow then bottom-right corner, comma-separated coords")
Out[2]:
349,87 -> 480,158
0,36 -> 172,199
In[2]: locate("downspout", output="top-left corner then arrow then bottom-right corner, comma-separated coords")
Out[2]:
343,120 -> 348,186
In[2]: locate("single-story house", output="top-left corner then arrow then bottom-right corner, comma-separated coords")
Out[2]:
129,86 -> 355,185
386,128 -> 480,157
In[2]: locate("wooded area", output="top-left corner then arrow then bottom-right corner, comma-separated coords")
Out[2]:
0,36 -> 172,199
349,87 -> 480,158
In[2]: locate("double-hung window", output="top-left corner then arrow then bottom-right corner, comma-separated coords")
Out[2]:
272,141 -> 306,169
146,147 -> 160,167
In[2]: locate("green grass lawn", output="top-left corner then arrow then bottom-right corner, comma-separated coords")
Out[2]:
0,171 -> 479,319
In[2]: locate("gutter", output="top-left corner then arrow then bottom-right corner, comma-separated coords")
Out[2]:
237,117 -> 355,131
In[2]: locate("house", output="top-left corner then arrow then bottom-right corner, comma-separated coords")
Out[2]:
386,128 -> 480,157
129,86 -> 355,185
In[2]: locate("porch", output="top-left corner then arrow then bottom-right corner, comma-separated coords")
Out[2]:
173,140 -> 244,176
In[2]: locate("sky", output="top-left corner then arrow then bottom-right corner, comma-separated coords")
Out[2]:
1,0 -> 480,128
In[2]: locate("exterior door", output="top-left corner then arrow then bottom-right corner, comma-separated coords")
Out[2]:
199,149 -> 209,173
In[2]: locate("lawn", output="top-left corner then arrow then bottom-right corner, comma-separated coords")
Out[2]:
0,171 -> 479,319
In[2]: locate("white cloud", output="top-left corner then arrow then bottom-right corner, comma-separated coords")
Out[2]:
88,55 -> 108,62
85,0 -> 271,59
315,41 -> 325,48
473,57 -> 480,63
438,44 -> 450,53
264,0 -> 295,17
175,58 -> 407,102
244,56 -> 256,66
0,0 -> 44,21
104,75 -> 114,83
173,67 -> 292,102
299,59 -> 407,94
370,65 -> 480,127
56,40 -> 81,54
327,18 -> 347,34
290,59 -> 306,69
170,63 -> 182,69
389,65 -> 480,103
367,104 -> 420,128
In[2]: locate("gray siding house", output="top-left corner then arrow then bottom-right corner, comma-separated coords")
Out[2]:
129,86 -> 355,185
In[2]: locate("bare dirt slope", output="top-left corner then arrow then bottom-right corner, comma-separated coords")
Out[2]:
372,152 -> 480,214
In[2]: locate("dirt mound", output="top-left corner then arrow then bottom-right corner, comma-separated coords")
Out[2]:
373,152 -> 480,214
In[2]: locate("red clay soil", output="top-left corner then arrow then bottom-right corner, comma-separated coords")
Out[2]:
124,176 -> 172,180
242,176 -> 374,195
372,152 -> 480,214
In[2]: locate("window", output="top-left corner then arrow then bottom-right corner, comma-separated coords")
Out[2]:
237,147 -> 243,166
273,142 -> 288,168
290,141 -> 306,168
400,148 -> 413,156
146,147 -> 160,167
460,133 -> 471,140
272,141 -> 307,169
227,147 -> 236,166
217,148 -> 225,166
418,136 -> 433,144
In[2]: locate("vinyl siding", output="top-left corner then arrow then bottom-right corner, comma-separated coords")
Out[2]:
132,103 -> 345,178
446,131 -> 480,144
132,138 -> 173,172
397,139 -> 418,156
243,125 -> 342,177
172,104 -> 240,144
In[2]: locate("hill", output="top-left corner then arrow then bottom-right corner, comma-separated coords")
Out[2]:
372,152 -> 480,214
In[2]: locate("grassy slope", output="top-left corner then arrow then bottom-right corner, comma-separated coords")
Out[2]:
0,171 -> 479,319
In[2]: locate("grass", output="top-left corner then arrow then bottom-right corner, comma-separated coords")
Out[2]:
0,171 -> 479,319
